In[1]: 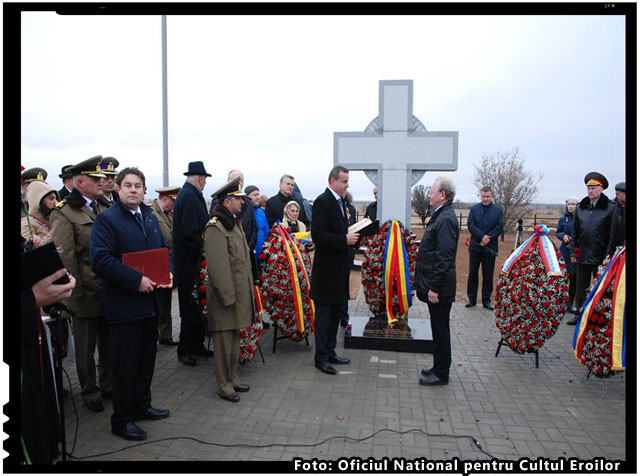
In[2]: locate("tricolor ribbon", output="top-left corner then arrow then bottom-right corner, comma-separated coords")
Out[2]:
253,284 -> 264,318
277,225 -> 315,334
573,247 -> 626,370
382,220 -> 413,324
501,224 -> 562,276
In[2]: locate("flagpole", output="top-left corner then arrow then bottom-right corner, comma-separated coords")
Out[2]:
161,15 -> 169,187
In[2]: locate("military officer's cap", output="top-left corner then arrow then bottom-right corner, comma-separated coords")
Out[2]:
584,172 -> 608,190
22,167 -> 48,184
155,186 -> 181,200
66,155 -> 106,178
212,176 -> 246,201
58,164 -> 74,179
100,157 -> 120,176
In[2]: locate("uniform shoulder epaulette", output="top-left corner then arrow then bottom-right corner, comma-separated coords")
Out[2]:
55,199 -> 67,209
208,217 -> 218,225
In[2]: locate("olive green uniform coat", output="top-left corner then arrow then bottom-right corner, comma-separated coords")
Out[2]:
49,192 -> 112,401
151,198 -> 175,341
203,216 -> 253,397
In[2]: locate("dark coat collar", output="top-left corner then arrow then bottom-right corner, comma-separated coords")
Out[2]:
65,187 -> 89,209
579,193 -> 610,210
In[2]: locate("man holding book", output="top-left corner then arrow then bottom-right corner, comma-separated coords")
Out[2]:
90,167 -> 172,441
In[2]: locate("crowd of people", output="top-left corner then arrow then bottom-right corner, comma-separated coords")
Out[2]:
20,157 -> 625,460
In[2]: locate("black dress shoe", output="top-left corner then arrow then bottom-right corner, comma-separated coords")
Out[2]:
329,354 -> 351,365
482,303 -> 494,311
178,353 -> 197,366
219,392 -> 240,403
101,390 -> 112,399
262,321 -> 271,329
339,320 -> 348,328
566,315 -> 579,325
160,339 -> 179,346
315,361 -> 337,375
419,373 -> 449,386
464,302 -> 476,308
86,397 -> 105,412
112,422 -> 148,441
134,407 -> 170,420
194,348 -> 214,357
421,367 -> 434,377
233,384 -> 250,393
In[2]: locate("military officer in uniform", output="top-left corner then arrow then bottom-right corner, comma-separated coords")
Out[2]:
152,186 -> 181,345
58,165 -> 74,199
49,156 -> 113,412
99,157 -> 120,207
203,177 -> 254,402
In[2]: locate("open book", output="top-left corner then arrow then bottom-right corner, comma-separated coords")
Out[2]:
348,218 -> 379,238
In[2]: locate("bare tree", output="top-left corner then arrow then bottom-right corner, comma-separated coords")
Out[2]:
473,147 -> 543,240
411,184 -> 430,228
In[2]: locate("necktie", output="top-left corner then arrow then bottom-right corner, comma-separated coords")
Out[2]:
338,197 -> 345,217
135,211 -> 145,233
90,200 -> 99,216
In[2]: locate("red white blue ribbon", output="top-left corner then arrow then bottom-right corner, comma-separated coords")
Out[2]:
501,224 -> 561,276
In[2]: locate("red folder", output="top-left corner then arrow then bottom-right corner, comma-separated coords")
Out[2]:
122,247 -> 171,286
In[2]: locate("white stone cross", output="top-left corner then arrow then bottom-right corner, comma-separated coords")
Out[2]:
334,80 -> 458,227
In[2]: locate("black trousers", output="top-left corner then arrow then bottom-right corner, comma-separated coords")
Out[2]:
314,304 -> 342,364
575,263 -> 598,312
157,288 -> 173,342
109,316 -> 158,427
467,249 -> 497,305
177,284 -> 205,355
427,301 -> 452,379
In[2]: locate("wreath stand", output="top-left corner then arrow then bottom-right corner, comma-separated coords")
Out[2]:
272,326 -> 309,354
495,337 -> 539,368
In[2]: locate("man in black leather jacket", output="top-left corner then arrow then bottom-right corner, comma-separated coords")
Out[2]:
566,172 -> 614,325
414,177 -> 459,385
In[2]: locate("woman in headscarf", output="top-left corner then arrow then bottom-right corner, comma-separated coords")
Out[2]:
21,181 -> 60,247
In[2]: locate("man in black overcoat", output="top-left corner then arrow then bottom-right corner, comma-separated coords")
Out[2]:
414,177 -> 459,386
173,161 -> 213,366
310,166 -> 360,375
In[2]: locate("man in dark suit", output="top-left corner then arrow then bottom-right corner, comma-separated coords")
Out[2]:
265,174 -> 310,228
364,185 -> 377,221
173,161 -> 213,366
414,177 -> 459,386
465,186 -> 504,311
310,166 -> 360,375
58,164 -> 74,199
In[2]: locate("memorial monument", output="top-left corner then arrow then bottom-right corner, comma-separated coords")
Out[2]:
334,79 -> 459,352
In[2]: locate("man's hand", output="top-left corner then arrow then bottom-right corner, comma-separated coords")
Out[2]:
32,268 -> 76,308
428,290 -> 439,304
570,256 -> 577,264
156,272 -> 173,289
346,232 -> 360,246
481,235 -> 491,246
138,276 -> 156,293
563,235 -> 571,243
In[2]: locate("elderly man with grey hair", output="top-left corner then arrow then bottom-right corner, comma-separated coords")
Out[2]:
413,177 -> 459,386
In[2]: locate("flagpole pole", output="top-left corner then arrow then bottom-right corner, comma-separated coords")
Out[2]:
161,15 -> 169,187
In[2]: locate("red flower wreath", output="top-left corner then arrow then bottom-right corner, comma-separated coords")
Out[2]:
360,220 -> 418,319
575,247 -> 625,378
258,224 -> 314,342
195,255 -> 263,364
494,245 -> 569,354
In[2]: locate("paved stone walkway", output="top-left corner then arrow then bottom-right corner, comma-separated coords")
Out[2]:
60,288 -> 626,463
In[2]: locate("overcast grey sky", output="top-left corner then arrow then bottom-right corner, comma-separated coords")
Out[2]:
20,13 -> 626,204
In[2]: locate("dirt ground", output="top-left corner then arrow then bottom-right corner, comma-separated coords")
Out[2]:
350,229 -> 525,303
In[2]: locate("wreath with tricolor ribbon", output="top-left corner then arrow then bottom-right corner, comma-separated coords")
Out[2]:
258,224 -> 314,342
360,220 -> 418,323
572,246 -> 626,378
494,224 -> 569,353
